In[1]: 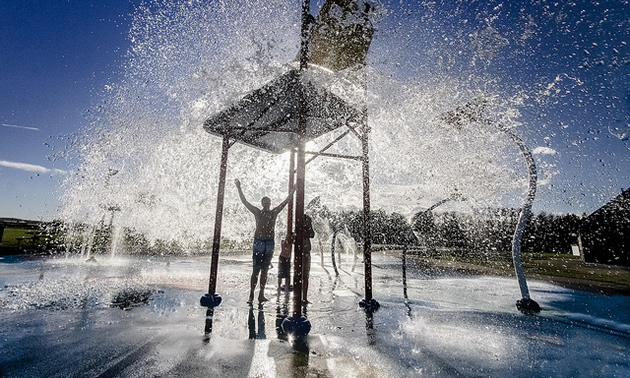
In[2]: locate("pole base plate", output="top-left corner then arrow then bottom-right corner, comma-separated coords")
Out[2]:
200,293 -> 222,308
359,298 -> 380,312
516,298 -> 541,314
281,316 -> 311,337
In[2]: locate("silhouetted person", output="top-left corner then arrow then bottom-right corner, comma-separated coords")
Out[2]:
235,179 -> 294,304
277,232 -> 293,296
301,214 -> 315,304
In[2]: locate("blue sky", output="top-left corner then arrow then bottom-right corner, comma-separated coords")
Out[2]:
370,0 -> 630,215
1,0 -> 629,221
1,0 -> 138,220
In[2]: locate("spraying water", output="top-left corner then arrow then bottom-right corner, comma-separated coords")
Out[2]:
58,0 -> 627,251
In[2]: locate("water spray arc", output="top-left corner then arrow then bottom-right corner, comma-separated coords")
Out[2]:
438,98 -> 541,313
403,193 -> 466,316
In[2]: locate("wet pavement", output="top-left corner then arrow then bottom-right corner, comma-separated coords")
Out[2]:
1,252 -> 629,377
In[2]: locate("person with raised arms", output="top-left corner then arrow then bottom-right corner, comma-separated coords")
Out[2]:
235,179 -> 294,304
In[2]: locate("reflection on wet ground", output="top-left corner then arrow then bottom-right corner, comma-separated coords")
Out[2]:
0,252 -> 629,377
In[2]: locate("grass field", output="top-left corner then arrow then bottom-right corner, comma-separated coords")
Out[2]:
0,227 -> 51,249
417,251 -> 630,295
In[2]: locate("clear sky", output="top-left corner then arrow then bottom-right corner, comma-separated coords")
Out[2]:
1,0 -> 629,221
1,0 -> 139,220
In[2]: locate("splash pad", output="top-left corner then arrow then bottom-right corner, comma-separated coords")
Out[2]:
10,0 -> 627,375
1,253 -> 629,376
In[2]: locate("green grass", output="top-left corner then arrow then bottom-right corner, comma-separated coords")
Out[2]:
523,259 -> 630,287
522,252 -> 580,261
1,227 -> 51,249
429,251 -> 630,291
2,228 -> 29,248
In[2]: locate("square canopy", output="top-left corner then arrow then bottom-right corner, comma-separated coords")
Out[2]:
203,69 -> 362,154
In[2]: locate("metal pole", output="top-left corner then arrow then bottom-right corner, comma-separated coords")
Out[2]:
357,63 -> 378,310
208,133 -> 230,295
402,244 -> 408,300
361,107 -> 374,302
282,150 -> 296,292
291,0 -> 311,320
299,0 -> 310,71
287,149 -> 296,236
402,243 -> 412,318
293,134 -> 306,318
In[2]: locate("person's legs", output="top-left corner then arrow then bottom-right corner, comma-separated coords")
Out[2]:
258,240 -> 274,302
277,275 -> 282,300
277,257 -> 284,290
277,256 -> 286,301
302,252 -> 311,304
250,239 -> 266,304
249,268 -> 260,304
278,256 -> 291,290
259,267 -> 269,302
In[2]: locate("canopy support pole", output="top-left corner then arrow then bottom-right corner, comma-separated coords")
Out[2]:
287,149 -> 296,236
293,120 -> 306,320
201,133 -> 230,308
358,66 -> 379,311
282,0 -> 312,337
279,149 -> 296,295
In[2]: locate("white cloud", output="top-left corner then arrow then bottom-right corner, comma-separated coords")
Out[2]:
1,123 -> 40,131
0,160 -> 66,175
532,146 -> 557,155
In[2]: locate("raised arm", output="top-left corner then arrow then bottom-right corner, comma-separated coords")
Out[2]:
235,179 -> 257,213
272,187 -> 295,213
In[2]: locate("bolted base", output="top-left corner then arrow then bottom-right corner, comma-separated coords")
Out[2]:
281,316 -> 311,337
359,298 -> 380,312
516,298 -> 541,314
200,293 -> 222,308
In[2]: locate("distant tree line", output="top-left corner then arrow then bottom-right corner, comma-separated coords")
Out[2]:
326,209 -> 583,259
52,208 -> 583,258
330,210 -> 412,245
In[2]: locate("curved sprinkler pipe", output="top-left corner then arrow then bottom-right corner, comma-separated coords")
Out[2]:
330,227 -> 340,276
437,98 -> 540,313
482,119 -> 540,313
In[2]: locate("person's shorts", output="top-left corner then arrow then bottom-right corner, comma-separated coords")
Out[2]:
252,238 -> 274,271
